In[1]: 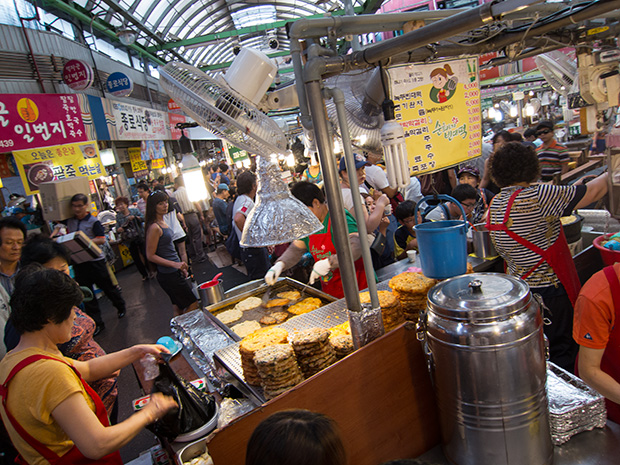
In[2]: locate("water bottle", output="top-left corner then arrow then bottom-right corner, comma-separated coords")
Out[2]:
141,354 -> 159,381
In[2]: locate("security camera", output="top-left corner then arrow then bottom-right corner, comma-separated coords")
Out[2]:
233,45 -> 241,55
269,38 -> 279,50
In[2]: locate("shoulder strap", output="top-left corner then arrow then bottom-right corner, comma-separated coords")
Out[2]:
0,354 -> 74,462
603,266 -> 620,311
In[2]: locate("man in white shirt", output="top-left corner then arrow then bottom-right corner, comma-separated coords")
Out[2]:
232,171 -> 270,279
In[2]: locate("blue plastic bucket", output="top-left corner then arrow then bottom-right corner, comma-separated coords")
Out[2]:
414,195 -> 468,279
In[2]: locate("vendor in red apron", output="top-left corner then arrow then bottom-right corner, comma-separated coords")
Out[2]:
264,181 -> 369,299
0,266 -> 177,465
486,142 -> 608,372
573,262 -> 620,424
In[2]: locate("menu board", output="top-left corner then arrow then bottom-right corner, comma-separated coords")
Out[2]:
128,147 -> 148,178
111,101 -> 168,140
13,140 -> 104,195
0,94 -> 87,151
387,57 -> 481,175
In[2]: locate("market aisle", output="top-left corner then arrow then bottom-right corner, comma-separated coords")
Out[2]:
95,258 -> 252,463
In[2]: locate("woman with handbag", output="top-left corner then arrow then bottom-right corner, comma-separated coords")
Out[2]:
115,197 -> 149,281
0,265 -> 177,464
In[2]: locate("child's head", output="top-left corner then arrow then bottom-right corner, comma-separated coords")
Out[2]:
394,200 -> 418,231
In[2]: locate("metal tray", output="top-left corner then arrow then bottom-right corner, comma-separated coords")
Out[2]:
204,277 -> 335,342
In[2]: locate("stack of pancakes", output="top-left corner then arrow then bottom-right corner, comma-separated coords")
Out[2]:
291,328 -> 337,378
329,322 -> 354,359
359,290 -> 405,332
239,327 -> 289,385
254,344 -> 304,400
388,272 -> 437,322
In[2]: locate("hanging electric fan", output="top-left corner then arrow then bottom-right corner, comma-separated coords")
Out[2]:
535,51 -> 578,95
159,62 -> 287,156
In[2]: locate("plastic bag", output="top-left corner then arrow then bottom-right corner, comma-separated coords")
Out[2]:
147,361 -> 217,441
217,397 -> 255,429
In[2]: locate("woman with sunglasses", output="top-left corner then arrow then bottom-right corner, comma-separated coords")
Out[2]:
486,142 -> 608,373
535,120 -> 571,182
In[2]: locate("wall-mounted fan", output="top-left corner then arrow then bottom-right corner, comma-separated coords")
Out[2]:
159,60 -> 287,156
535,51 -> 578,96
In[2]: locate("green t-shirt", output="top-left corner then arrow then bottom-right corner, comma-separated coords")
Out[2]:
302,211 -> 358,260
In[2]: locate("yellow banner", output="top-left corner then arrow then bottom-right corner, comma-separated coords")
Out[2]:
128,147 -> 148,175
13,140 -> 104,195
151,158 -> 165,170
387,58 -> 481,175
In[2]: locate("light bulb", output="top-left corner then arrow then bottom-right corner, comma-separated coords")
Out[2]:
286,153 -> 295,168
525,104 -> 534,116
381,120 -> 409,189
509,106 -> 518,118
488,108 -> 496,119
494,110 -> 503,122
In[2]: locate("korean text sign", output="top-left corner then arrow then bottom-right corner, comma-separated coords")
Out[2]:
111,102 -> 168,140
0,94 -> 88,152
128,147 -> 148,177
387,58 -> 481,175
13,140 -> 104,195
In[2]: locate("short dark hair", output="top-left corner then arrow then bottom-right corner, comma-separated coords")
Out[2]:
218,163 -> 229,173
115,196 -> 130,206
246,410 -> 346,465
394,200 -> 417,221
536,120 -> 554,131
21,234 -> 71,268
492,130 -> 512,145
489,141 -> 541,187
290,181 -> 325,206
509,132 -> 523,142
237,171 -> 257,196
10,265 -> 83,334
70,193 -> 88,205
0,217 -> 26,245
136,182 -> 150,192
451,183 -> 478,202
524,128 -> 537,139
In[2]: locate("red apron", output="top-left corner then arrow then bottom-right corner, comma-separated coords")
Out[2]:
0,354 -> 122,465
576,266 -> 620,423
308,217 -> 368,299
486,188 -> 581,305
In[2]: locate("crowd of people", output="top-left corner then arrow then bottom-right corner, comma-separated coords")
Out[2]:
0,119 -> 618,463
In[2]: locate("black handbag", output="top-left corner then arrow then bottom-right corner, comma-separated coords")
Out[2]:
120,218 -> 141,243
147,361 -> 217,441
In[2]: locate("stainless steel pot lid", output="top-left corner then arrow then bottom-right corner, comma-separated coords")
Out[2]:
427,272 -> 532,320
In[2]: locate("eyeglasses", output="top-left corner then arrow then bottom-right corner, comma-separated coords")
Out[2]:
536,129 -> 552,136
461,202 -> 476,209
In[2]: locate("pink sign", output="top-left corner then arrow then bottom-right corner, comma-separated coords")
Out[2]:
0,94 -> 88,151
63,60 -> 94,91
169,113 -> 187,140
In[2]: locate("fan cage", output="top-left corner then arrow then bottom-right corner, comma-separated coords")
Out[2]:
160,62 -> 287,156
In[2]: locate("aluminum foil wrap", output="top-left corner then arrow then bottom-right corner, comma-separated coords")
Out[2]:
171,310 -> 236,386
240,155 -> 323,247
546,362 -> 607,445
348,303 -> 385,349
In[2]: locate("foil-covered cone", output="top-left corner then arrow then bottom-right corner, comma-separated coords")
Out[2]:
348,303 -> 385,349
240,155 -> 323,247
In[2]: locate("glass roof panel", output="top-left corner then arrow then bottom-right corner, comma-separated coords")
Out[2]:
231,5 -> 277,29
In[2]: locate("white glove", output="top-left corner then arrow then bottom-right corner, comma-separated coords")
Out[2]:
264,261 -> 285,285
309,258 -> 331,284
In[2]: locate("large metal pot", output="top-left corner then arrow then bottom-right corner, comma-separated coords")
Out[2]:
417,273 -> 552,465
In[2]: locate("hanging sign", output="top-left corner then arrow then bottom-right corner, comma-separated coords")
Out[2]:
140,140 -> 166,160
13,140 -> 104,195
63,60 -> 94,91
106,72 -> 133,97
151,158 -> 166,170
387,57 -> 481,175
169,113 -> 187,140
111,102 -> 168,140
0,94 -> 87,151
228,145 -> 248,163
128,147 -> 148,178
168,99 -> 181,111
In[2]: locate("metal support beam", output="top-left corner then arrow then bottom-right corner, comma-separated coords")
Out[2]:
40,0 -> 165,65
148,7 -> 364,53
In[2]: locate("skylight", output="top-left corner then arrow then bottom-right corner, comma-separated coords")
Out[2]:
231,5 -> 276,29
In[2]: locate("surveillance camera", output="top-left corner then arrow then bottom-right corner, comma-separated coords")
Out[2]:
233,45 -> 241,55
269,38 -> 279,50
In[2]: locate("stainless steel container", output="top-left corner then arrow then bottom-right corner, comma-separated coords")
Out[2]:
472,223 -> 497,258
198,280 -> 224,307
417,273 -> 552,465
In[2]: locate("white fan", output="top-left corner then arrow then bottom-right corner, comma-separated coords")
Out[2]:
159,62 -> 287,156
535,51 -> 578,95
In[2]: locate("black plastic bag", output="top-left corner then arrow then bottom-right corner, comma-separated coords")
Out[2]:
146,361 -> 217,441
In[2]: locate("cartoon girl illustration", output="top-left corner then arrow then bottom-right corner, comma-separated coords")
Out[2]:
430,64 -> 458,104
